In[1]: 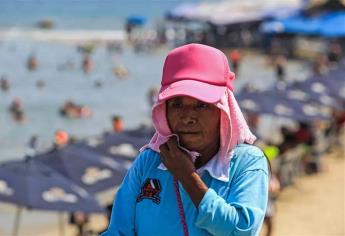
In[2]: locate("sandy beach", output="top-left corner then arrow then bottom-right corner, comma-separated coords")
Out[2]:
262,150 -> 345,236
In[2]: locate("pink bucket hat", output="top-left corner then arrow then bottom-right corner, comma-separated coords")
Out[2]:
158,43 -> 235,103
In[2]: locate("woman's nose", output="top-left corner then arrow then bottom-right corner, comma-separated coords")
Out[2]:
181,109 -> 197,125
183,117 -> 196,125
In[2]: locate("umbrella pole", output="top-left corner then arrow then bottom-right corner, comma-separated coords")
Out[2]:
12,207 -> 22,236
58,213 -> 65,236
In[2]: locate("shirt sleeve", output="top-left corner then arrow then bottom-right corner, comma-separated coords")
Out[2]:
195,154 -> 269,236
100,153 -> 145,236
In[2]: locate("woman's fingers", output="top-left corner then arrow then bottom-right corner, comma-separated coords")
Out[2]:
159,143 -> 169,153
166,136 -> 178,152
159,143 -> 169,164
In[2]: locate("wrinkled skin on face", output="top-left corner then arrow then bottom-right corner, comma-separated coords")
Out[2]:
166,96 -> 220,163
158,96 -> 220,207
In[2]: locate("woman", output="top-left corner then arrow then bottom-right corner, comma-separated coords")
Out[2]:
102,44 -> 268,236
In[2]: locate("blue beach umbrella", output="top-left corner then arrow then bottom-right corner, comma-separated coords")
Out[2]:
35,145 -> 131,193
292,70 -> 345,102
272,78 -> 341,108
320,67 -> 345,100
77,132 -> 150,161
0,158 -> 103,235
237,90 -> 330,121
284,82 -> 340,107
123,125 -> 155,139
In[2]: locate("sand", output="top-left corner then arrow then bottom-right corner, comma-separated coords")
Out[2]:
261,151 -> 345,236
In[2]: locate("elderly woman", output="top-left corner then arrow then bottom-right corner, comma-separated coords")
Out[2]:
102,44 -> 268,236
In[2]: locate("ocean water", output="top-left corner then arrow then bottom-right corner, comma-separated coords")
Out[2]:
0,39 -> 167,159
0,0 -> 310,161
0,0 -> 200,161
0,39 -> 308,161
0,0 -> 204,30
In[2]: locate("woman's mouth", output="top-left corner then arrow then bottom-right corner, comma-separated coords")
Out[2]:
178,131 -> 200,135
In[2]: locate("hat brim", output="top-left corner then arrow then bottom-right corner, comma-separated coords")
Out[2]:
158,79 -> 226,103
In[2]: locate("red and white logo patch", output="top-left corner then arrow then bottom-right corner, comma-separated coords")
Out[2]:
136,178 -> 161,204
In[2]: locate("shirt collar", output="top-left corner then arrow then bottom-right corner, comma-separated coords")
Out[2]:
157,151 -> 233,182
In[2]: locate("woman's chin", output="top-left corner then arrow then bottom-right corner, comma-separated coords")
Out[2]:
179,140 -> 202,152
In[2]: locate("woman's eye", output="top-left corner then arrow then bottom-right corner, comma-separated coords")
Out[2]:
197,103 -> 209,108
170,102 -> 183,108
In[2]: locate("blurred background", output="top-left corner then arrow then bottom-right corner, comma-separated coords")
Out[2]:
0,0 -> 344,235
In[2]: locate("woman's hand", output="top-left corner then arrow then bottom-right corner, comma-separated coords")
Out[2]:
159,137 -> 208,207
159,137 -> 196,179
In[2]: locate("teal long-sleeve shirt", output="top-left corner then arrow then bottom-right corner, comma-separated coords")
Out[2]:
101,144 -> 269,236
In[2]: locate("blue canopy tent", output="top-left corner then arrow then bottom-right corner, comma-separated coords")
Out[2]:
263,6 -> 302,21
165,3 -> 198,20
126,15 -> 147,26
320,11 -> 345,37
167,2 -> 301,24
0,158 -> 103,236
261,14 -> 322,35
261,11 -> 345,37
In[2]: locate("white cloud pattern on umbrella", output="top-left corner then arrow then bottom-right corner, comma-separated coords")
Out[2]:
240,99 -> 259,111
287,89 -> 308,101
42,187 -> 78,203
0,180 -> 14,196
311,82 -> 326,94
109,143 -> 138,157
274,104 -> 293,115
81,167 -> 112,185
339,85 -> 345,98
319,95 -> 333,105
87,137 -> 104,147
302,104 -> 319,116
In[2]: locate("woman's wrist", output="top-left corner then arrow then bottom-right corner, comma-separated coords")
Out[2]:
177,171 -> 208,207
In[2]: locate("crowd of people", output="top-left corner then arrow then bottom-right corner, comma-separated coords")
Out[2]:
244,43 -> 344,236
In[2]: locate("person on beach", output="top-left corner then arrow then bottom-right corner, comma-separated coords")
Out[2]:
229,49 -> 241,75
9,97 -> 26,122
0,75 -> 10,92
69,211 -> 89,236
27,53 -> 38,71
111,115 -> 124,133
275,55 -> 286,82
147,86 -> 159,107
327,42 -> 342,65
53,129 -> 70,148
82,54 -> 93,73
102,43 -> 269,236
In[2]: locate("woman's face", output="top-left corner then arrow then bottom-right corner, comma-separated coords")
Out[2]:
166,96 -> 220,154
